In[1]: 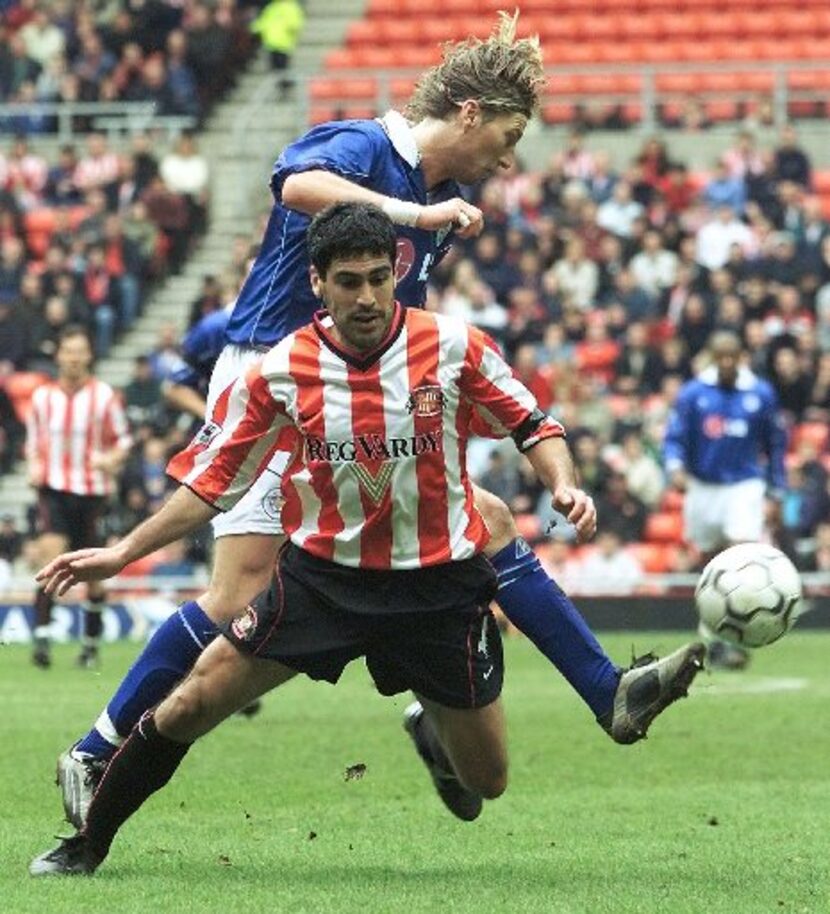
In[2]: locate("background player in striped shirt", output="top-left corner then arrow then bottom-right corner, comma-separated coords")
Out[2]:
26,325 -> 131,669
58,15 -> 695,825
30,204 -> 704,876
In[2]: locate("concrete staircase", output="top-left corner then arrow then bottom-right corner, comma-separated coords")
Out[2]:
0,0 -> 367,524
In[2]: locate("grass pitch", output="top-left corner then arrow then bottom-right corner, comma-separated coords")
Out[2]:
2,631 -> 829,914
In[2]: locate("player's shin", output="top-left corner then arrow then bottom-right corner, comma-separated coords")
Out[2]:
489,538 -> 620,718
82,711 -> 191,863
74,599 -> 219,759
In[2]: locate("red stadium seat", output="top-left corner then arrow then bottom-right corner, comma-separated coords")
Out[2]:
790,422 -> 830,454
644,512 -> 685,545
514,513 -> 543,544
541,103 -> 576,125
4,371 -> 49,423
629,543 -> 678,574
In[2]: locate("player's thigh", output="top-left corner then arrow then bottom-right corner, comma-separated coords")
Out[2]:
202,532 -> 285,621
156,635 -> 296,742
471,482 -> 516,553
36,532 -> 70,564
723,479 -> 765,544
420,695 -> 508,799
684,480 -> 724,553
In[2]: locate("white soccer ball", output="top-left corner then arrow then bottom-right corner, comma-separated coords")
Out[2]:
695,543 -> 803,648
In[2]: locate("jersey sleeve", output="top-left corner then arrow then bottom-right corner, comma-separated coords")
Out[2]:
167,362 -> 298,512
270,122 -> 383,199
458,324 -> 565,451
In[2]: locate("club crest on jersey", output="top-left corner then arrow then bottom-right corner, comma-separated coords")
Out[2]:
231,605 -> 258,641
193,420 -> 221,448
395,237 -> 416,282
261,486 -> 283,521
407,385 -> 445,418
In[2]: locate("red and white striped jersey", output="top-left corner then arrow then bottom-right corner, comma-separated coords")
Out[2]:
169,305 -> 565,570
26,378 -> 132,496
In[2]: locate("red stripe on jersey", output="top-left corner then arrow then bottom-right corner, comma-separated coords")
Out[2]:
61,385 -> 74,492
190,367 -> 283,505
349,358 -> 392,568
168,381 -> 236,482
84,382 -> 97,495
405,315 -> 451,564
212,381 -> 233,427
289,329 -> 342,558
454,332 -> 490,549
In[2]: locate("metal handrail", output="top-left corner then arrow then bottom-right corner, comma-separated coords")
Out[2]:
0,101 -> 197,143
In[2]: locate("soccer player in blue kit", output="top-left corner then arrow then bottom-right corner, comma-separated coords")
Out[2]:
664,329 -> 788,668
56,14 -> 703,828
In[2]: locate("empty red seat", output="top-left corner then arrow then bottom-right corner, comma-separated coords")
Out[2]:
791,422 -> 830,453
644,512 -> 685,544
629,543 -> 678,574
5,371 -> 49,422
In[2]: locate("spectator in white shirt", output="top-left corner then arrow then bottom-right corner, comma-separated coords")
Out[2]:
160,132 -> 210,236
550,237 -> 598,309
573,530 -> 644,595
629,229 -> 678,303
695,205 -> 754,271
597,180 -> 644,239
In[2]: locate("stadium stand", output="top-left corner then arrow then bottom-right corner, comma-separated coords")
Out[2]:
0,0 -> 828,591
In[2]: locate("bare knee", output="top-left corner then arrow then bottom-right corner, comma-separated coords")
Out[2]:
202,534 -> 284,622
461,760 -> 508,800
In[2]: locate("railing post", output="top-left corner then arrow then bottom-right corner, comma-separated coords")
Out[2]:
642,67 -> 656,133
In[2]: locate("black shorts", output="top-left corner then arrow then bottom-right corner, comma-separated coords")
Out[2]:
35,487 -> 106,550
222,543 -> 503,710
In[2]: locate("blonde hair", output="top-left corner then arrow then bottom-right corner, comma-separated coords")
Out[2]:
406,11 -> 545,122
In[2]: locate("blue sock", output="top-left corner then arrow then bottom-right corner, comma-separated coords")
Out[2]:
490,538 -> 620,719
75,601 -> 219,759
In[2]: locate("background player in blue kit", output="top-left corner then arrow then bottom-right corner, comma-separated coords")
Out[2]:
664,329 -> 788,668
57,14 -> 702,827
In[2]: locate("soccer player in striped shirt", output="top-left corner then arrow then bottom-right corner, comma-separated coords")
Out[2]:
31,204 -> 704,876
26,325 -> 131,669
58,15 -> 699,826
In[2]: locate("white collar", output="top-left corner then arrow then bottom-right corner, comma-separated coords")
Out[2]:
698,365 -> 756,390
377,110 -> 420,169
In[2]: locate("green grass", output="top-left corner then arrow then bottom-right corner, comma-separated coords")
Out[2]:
2,632 -> 829,913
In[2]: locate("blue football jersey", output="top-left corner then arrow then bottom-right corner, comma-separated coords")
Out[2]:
663,367 -> 788,490
169,306 -> 232,392
225,111 -> 460,348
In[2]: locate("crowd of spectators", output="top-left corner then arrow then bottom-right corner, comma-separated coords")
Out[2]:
432,125 -> 830,580
1,120 -> 830,589
0,0 -> 260,131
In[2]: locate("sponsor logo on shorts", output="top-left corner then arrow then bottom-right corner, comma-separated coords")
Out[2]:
231,606 -> 258,641
407,385 -> 445,419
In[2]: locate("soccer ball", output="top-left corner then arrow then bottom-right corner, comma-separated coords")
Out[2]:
695,543 -> 803,648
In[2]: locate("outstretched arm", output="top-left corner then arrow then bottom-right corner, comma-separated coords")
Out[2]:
281,170 -> 483,238
37,486 -> 217,595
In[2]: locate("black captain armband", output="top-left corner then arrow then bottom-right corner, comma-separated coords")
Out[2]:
511,409 -> 566,453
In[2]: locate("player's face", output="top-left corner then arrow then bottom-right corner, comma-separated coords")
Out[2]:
453,108 -> 527,184
712,340 -> 741,386
56,334 -> 93,383
312,253 -> 396,353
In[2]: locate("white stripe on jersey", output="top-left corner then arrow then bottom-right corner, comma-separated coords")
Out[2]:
28,380 -> 130,496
